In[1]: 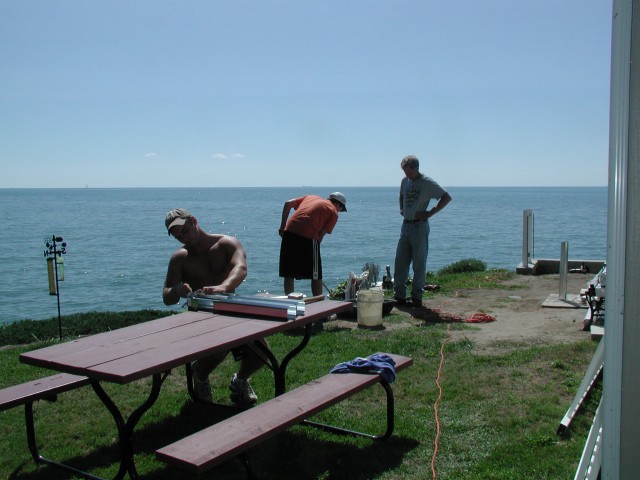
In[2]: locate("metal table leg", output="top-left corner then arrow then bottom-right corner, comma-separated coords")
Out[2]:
253,322 -> 313,396
302,380 -> 396,440
25,401 -> 105,480
90,372 -> 169,480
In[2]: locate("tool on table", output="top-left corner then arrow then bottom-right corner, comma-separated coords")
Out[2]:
187,292 -> 324,320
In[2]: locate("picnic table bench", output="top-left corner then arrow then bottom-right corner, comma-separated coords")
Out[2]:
0,373 -> 91,477
156,352 -> 413,475
17,299 -> 352,479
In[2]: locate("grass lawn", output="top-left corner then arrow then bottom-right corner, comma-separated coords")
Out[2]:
0,271 -> 600,479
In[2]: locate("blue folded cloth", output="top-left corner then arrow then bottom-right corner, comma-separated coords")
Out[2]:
329,353 -> 397,383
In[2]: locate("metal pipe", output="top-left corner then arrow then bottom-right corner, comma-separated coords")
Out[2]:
522,209 -> 533,268
188,293 -> 307,319
559,241 -> 569,300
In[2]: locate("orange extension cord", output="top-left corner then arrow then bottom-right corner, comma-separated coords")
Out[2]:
465,312 -> 496,323
431,323 -> 452,479
430,310 -> 495,478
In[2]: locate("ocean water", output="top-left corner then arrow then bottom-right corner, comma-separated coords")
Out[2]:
0,187 -> 607,324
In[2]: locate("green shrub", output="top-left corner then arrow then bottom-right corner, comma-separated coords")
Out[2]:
0,310 -> 174,346
438,258 -> 486,275
329,280 -> 348,300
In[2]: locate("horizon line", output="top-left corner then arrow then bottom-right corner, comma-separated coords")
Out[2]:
0,184 -> 609,190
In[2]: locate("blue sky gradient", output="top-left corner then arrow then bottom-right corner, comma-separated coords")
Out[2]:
1,1 -> 612,188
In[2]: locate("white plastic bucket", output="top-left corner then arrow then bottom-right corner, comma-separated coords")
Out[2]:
357,289 -> 384,327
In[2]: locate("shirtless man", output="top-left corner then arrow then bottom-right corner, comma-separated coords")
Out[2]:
163,208 -> 265,406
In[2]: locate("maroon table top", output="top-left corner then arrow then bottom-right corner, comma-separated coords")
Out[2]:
20,299 -> 351,384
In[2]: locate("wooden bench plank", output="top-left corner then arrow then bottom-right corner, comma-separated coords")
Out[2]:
0,373 -> 89,411
0,373 -> 93,478
156,353 -> 412,474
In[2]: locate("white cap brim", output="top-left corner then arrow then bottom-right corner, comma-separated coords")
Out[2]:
167,217 -> 188,233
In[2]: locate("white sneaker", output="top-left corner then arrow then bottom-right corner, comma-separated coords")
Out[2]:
191,363 -> 212,402
229,374 -> 257,406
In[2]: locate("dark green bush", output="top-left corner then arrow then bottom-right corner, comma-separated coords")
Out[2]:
0,309 -> 174,346
438,258 -> 486,275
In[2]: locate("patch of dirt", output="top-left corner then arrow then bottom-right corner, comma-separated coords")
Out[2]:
328,273 -> 596,355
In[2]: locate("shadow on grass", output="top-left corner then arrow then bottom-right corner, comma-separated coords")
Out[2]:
238,433 -> 419,480
8,400 -> 419,480
395,305 -> 464,324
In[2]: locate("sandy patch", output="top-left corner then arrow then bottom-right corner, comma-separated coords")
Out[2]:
329,273 -> 596,355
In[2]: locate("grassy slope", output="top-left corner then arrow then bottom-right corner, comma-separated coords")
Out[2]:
0,270 -> 599,479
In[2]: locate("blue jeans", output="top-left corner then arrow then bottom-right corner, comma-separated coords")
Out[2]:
394,220 -> 430,299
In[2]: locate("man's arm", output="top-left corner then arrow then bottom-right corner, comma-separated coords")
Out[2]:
162,250 -> 191,305
278,198 -> 297,234
199,236 -> 248,294
426,192 -> 452,219
218,236 -> 248,292
317,208 -> 339,241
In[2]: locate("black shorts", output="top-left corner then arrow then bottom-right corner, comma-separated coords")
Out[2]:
279,231 -> 322,280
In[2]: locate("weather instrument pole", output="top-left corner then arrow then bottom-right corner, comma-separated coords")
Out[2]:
44,235 -> 67,340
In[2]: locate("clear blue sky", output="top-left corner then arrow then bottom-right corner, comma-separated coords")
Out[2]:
1,1 -> 612,188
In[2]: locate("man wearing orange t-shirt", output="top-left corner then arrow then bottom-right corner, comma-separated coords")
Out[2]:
278,192 -> 347,296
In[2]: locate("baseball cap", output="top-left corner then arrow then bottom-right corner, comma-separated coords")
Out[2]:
165,208 -> 192,234
329,192 -> 347,212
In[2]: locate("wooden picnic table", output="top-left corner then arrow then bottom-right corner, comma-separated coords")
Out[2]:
19,298 -> 351,480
